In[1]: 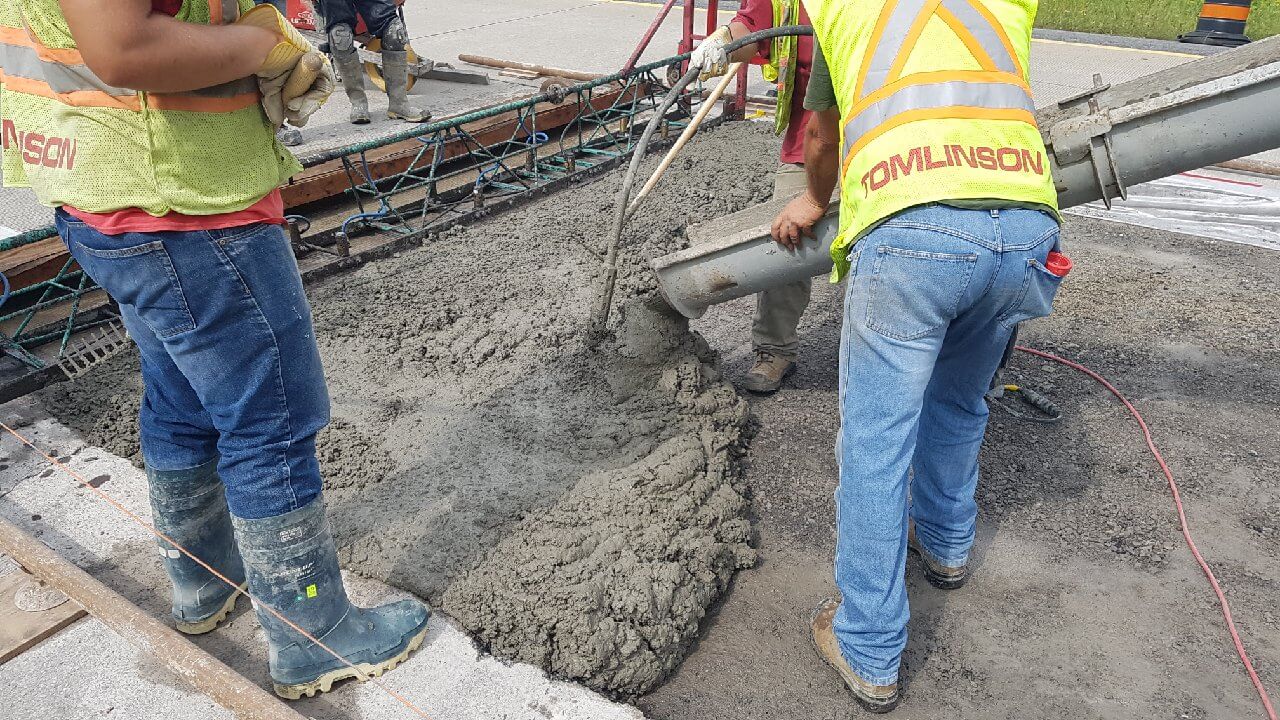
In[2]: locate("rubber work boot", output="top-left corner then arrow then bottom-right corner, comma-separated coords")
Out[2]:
740,350 -> 797,394
231,497 -> 430,699
147,459 -> 246,635
331,46 -> 371,124
811,598 -> 900,713
907,522 -> 968,590
382,50 -> 431,123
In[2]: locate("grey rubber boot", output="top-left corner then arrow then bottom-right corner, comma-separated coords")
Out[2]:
231,497 -> 430,700
382,50 -> 431,123
332,46 -> 372,124
147,459 -> 246,635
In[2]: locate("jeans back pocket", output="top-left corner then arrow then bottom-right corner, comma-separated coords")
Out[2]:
998,258 -> 1064,329
866,246 -> 978,341
70,237 -> 196,339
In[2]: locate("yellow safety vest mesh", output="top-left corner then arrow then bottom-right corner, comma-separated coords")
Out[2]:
0,0 -> 301,216
801,0 -> 1059,281
760,0 -> 801,134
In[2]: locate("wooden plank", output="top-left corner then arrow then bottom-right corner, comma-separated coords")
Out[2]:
0,566 -> 86,664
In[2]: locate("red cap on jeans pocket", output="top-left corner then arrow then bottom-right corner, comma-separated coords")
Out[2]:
1045,251 -> 1072,278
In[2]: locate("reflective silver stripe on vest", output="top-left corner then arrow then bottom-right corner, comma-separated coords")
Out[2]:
0,42 -> 135,97
940,0 -> 1020,76
841,80 -> 1034,159
860,0 -> 935,98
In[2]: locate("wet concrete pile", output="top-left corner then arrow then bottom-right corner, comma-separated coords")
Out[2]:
36,121 -> 783,695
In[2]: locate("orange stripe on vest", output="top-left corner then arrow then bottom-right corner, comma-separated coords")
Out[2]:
0,25 -> 85,65
3,74 -> 140,110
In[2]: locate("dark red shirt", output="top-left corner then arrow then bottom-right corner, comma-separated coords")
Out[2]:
732,0 -> 814,165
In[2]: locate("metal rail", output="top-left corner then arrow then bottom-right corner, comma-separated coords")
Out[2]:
0,514 -> 307,720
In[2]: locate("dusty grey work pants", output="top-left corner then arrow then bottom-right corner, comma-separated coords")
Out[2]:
752,162 -> 813,359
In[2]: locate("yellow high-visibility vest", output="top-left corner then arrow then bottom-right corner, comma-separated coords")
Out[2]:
801,0 -> 1059,281
760,0 -> 802,134
0,0 -> 300,216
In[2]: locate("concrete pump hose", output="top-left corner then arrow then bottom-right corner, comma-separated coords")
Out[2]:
586,25 -> 814,345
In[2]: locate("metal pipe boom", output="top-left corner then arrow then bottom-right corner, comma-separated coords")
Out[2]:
652,35 -> 1280,319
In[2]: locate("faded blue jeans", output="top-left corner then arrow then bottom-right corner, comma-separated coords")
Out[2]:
833,204 -> 1062,685
56,211 -> 329,519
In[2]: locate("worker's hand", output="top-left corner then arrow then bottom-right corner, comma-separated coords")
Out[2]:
258,52 -> 334,128
771,192 -> 828,250
284,52 -> 336,127
689,25 -> 732,81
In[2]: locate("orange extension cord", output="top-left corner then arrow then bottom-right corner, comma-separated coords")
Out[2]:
0,420 -> 432,720
1016,346 -> 1277,720
0,347 -> 1275,718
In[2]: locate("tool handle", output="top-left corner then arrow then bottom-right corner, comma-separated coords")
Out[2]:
282,52 -> 324,100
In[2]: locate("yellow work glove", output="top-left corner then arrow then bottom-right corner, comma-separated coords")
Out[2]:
236,4 -> 312,76
236,5 -> 335,128
259,51 -> 336,128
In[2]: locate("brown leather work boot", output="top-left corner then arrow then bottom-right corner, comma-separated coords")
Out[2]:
908,523 -> 968,590
740,351 -> 796,394
811,599 -> 900,713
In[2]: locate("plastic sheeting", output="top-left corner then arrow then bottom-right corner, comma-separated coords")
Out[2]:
1067,168 -> 1280,252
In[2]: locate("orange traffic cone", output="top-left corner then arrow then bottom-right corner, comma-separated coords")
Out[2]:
1179,0 -> 1253,47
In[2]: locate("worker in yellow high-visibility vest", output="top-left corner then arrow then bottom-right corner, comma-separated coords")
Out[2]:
771,0 -> 1064,712
1,0 -> 429,700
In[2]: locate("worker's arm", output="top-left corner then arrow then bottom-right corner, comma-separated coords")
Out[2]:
59,0 -> 277,93
771,107 -> 840,249
725,21 -> 759,64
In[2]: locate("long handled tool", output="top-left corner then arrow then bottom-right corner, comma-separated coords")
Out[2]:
586,26 -> 812,344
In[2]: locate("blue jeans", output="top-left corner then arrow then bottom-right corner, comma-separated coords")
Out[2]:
257,0 -> 288,14
833,205 -> 1062,685
56,212 -> 329,519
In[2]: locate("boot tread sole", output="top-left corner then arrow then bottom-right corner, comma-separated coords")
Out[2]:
174,582 -> 245,636
273,623 -> 430,700
906,539 -> 968,590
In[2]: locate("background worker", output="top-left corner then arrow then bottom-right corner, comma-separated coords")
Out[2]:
688,0 -> 816,394
771,0 -> 1063,712
1,0 -> 428,699
320,0 -> 430,123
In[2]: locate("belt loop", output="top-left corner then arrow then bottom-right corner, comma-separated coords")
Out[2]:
989,209 -> 1000,218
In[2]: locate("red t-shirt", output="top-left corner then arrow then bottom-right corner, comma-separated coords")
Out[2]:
733,0 -> 814,165
63,0 -> 285,235
64,190 -> 286,235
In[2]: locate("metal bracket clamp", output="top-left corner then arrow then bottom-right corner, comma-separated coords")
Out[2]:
1046,74 -> 1127,209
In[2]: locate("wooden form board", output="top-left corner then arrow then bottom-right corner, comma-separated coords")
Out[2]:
0,566 -> 87,664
